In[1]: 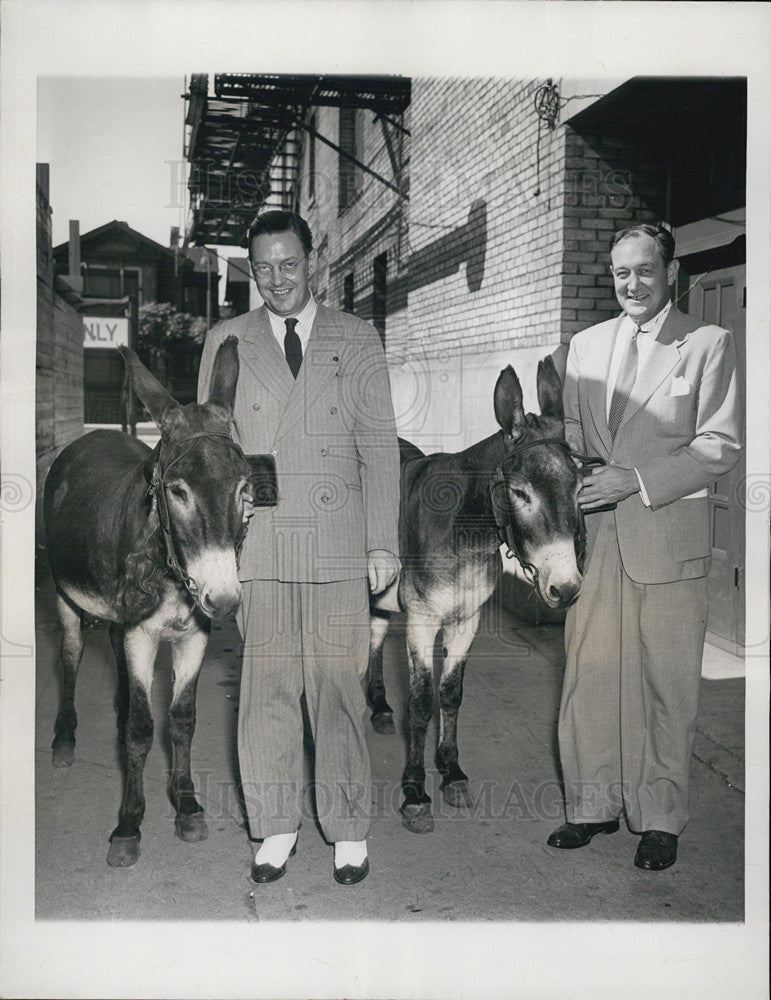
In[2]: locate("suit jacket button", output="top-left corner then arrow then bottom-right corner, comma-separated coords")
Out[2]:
320,449 -> 327,457
252,403 -> 261,411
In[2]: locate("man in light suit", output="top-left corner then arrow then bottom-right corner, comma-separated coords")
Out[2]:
198,211 -> 400,886
548,224 -> 742,870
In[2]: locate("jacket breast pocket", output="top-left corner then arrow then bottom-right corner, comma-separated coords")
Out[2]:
648,392 -> 696,437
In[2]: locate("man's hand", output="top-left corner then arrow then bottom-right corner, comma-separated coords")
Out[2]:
367,549 -> 401,594
579,465 -> 640,510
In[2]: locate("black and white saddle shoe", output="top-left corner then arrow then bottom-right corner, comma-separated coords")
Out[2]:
251,842 -> 297,884
333,857 -> 369,885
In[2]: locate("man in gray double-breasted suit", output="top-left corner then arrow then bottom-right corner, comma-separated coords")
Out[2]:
548,224 -> 742,871
198,211 -> 400,886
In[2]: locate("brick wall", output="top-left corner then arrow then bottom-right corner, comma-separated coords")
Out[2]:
289,78 -> 672,451
402,78 -> 566,360
36,170 -> 84,534
298,104 -> 409,348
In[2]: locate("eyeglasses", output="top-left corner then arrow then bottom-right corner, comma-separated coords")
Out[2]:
251,259 -> 305,278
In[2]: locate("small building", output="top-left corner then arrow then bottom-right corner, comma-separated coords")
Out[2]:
53,221 -> 219,423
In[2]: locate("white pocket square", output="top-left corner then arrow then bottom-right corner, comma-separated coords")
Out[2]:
669,376 -> 691,396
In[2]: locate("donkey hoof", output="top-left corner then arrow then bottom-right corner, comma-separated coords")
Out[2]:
107,835 -> 141,867
400,802 -> 435,834
52,739 -> 75,768
175,813 -> 209,843
371,711 -> 395,735
442,779 -> 472,809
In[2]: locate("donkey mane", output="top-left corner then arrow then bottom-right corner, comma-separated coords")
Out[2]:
117,505 -> 167,625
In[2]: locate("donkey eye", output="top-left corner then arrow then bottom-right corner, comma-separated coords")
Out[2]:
511,487 -> 531,503
167,482 -> 189,501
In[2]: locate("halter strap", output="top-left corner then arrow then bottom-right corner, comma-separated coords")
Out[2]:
488,433 -> 606,582
148,431 -> 244,603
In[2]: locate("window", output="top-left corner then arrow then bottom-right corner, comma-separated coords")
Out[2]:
308,112 -> 316,201
85,268 -> 121,298
372,252 -> 387,344
84,266 -> 140,300
343,272 -> 354,313
338,107 -> 362,213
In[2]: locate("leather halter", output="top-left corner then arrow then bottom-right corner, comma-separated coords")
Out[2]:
147,430 -> 245,604
488,432 -> 606,585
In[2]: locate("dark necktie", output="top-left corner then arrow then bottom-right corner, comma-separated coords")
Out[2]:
607,325 -> 640,438
283,317 -> 302,378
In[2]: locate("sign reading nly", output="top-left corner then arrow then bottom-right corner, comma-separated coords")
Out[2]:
83,317 -> 129,349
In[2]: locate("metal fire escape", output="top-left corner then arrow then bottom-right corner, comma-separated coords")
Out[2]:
184,73 -> 411,248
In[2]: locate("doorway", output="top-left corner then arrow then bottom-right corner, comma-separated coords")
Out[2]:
682,260 -> 746,652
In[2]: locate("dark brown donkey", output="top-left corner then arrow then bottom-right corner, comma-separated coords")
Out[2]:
368,357 -> 586,833
43,337 -> 277,866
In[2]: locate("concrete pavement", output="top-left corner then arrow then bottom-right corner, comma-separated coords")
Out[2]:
33,552 -> 745,925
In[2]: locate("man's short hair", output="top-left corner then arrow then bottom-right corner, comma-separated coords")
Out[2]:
610,224 -> 676,266
246,211 -> 314,259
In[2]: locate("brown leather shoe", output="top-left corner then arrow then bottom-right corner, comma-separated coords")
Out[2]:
547,819 -> 620,849
634,830 -> 677,871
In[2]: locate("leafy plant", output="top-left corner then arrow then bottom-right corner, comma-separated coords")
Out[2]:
137,303 -> 207,368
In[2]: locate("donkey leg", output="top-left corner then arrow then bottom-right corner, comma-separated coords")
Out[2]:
437,610 -> 481,809
107,626 -> 156,867
109,623 -> 129,746
168,627 -> 209,843
52,592 -> 84,767
367,609 -> 395,734
400,618 -> 438,834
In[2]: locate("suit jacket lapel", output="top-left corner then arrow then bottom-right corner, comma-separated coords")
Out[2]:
240,306 -> 295,406
275,305 -> 344,442
587,316 -> 622,455
616,305 -> 690,434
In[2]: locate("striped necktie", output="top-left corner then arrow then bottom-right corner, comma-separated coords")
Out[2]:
283,317 -> 302,378
608,325 -> 640,438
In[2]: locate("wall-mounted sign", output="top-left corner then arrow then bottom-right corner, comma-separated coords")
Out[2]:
83,317 -> 130,349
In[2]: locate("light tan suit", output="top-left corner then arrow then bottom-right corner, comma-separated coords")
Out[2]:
198,304 -> 399,841
559,306 -> 742,834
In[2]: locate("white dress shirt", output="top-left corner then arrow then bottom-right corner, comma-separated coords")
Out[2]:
266,294 -> 317,354
606,299 -> 706,505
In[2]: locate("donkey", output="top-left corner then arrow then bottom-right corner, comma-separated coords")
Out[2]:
368,357 -> 588,833
43,337 -> 277,866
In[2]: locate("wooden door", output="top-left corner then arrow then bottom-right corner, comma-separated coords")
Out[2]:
686,264 -> 746,650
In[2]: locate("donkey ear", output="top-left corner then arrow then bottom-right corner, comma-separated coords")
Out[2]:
493,365 -> 527,439
537,355 -> 564,421
205,336 -> 240,417
118,346 -> 178,425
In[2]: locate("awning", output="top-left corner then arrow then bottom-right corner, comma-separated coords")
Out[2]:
673,209 -> 745,258
565,77 -> 746,229
226,257 -> 250,284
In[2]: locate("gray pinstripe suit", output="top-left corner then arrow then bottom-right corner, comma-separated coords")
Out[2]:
198,304 -> 399,841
